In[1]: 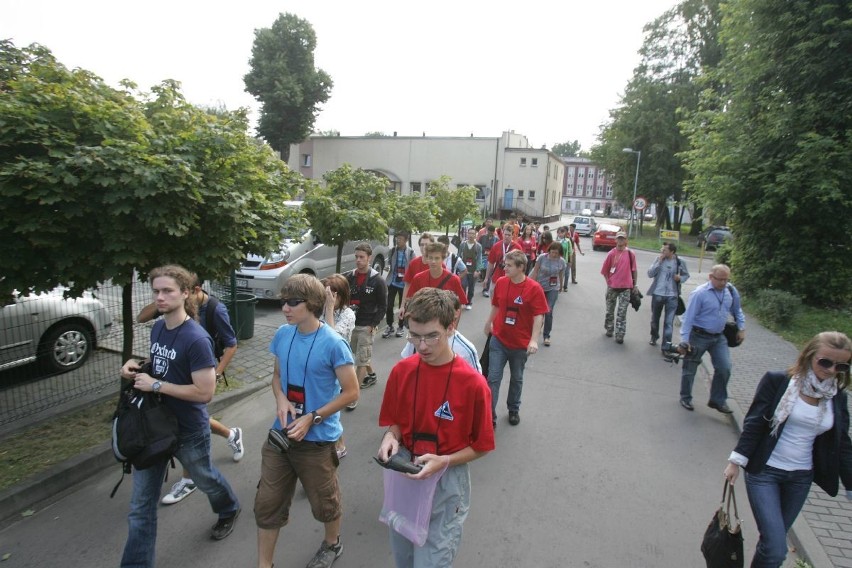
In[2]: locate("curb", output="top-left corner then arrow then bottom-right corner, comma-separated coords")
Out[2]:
0,380 -> 269,528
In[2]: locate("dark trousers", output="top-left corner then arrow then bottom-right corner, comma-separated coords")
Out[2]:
386,285 -> 404,327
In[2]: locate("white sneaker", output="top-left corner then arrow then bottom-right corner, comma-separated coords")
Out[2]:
464,304 -> 472,310
228,427 -> 244,462
161,479 -> 196,505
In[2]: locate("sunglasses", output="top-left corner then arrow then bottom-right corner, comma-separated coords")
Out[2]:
280,298 -> 307,307
816,358 -> 851,373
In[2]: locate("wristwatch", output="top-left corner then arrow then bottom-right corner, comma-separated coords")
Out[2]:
311,411 -> 323,425
152,381 -> 162,393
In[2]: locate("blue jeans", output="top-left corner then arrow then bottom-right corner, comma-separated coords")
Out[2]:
461,272 -> 476,305
543,289 -> 559,339
650,295 -> 678,346
487,336 -> 528,414
745,466 -> 813,567
679,330 -> 731,406
121,429 -> 240,567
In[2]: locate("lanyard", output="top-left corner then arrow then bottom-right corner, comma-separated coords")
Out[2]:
411,356 -> 456,453
285,325 -> 320,388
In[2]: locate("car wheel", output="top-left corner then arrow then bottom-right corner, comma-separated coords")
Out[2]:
38,322 -> 94,373
371,256 -> 385,275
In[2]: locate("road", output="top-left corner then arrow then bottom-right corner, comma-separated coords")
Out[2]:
0,243 -> 794,567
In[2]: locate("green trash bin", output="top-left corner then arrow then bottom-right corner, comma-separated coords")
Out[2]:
225,292 -> 257,340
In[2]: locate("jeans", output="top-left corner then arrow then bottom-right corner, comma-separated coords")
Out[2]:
461,272 -> 476,304
387,284 -> 405,326
487,336 -> 529,414
679,331 -> 731,405
543,289 -> 559,339
121,429 -> 240,567
745,466 -> 813,567
650,294 -> 678,346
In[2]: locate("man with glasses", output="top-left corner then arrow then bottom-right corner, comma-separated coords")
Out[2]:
377,288 -> 494,566
345,243 -> 388,398
677,264 -> 746,412
647,242 -> 689,357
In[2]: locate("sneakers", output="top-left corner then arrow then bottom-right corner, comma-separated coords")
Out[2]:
228,427 -> 244,462
346,399 -> 358,410
336,446 -> 347,459
649,338 -> 658,346
543,337 -> 551,347
482,290 -> 490,298
211,508 -> 240,540
464,304 -> 472,311
306,538 -> 343,568
381,326 -> 394,338
161,479 -> 196,505
395,327 -> 405,338
360,374 -> 378,389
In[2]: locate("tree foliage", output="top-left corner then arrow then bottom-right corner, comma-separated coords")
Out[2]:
384,193 -> 436,236
302,164 -> 392,272
428,176 -> 479,235
551,140 -> 582,157
682,0 -> 851,306
244,13 -> 333,160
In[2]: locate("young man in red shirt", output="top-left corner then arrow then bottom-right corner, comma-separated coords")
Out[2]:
389,232 -> 436,339
403,242 -> 468,314
483,250 -> 548,427
378,288 -> 494,566
482,223 -> 522,298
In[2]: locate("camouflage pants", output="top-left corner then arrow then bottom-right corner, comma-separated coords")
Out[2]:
604,288 -> 630,338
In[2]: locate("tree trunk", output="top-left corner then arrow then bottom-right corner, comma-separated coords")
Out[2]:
336,243 -> 344,273
121,279 -> 134,362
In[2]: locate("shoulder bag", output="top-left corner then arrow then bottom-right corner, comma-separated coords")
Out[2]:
701,482 -> 744,568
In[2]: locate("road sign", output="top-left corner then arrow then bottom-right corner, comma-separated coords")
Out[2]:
633,196 -> 647,211
660,230 -> 680,241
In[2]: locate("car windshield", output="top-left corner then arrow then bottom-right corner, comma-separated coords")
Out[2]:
598,224 -> 621,232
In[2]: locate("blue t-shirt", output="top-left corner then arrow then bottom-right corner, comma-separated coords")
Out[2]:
149,318 -> 216,432
269,323 -> 355,442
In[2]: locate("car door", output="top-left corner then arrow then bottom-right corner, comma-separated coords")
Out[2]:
0,298 -> 38,368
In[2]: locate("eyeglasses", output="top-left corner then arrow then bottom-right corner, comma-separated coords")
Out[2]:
816,358 -> 851,373
709,274 -> 730,282
280,298 -> 307,307
406,332 -> 443,346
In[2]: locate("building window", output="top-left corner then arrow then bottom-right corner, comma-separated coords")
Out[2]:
588,168 -> 595,178
531,158 -> 538,167
411,182 -> 421,195
596,186 -> 603,197
517,190 -> 525,198
606,188 -> 613,198
520,157 -> 527,166
578,170 -> 585,178
301,154 -> 312,167
567,167 -> 574,176
474,185 -> 486,200
528,190 -> 536,199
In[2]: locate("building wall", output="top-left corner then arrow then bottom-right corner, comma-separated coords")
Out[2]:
560,156 -> 618,215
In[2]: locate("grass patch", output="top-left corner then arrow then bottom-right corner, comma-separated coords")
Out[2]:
742,299 -> 852,349
0,377 -> 244,493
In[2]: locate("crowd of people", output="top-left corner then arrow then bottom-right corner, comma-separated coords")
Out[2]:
116,219 -> 851,568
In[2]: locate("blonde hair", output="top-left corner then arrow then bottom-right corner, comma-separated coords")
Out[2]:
789,331 -> 852,390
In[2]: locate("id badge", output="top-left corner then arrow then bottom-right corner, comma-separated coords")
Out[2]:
504,316 -> 516,325
610,267 -> 617,274
396,268 -> 405,279
286,383 -> 306,417
549,276 -> 558,286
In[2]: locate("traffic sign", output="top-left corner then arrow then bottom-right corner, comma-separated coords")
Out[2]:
633,196 -> 647,211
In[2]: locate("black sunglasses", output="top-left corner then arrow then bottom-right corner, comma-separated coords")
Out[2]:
816,358 -> 851,373
280,298 -> 307,307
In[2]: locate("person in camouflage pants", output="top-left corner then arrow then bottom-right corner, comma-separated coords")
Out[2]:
600,232 -> 638,344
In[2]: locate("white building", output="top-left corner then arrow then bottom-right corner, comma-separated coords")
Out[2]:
287,130 -> 564,222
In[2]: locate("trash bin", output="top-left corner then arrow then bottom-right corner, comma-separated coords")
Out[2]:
225,292 -> 257,340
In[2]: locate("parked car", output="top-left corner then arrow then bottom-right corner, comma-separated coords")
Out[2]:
0,291 -> 113,373
581,208 -> 593,216
593,209 -> 605,217
643,212 -> 655,221
571,216 -> 598,237
697,226 -> 733,251
592,223 -> 624,251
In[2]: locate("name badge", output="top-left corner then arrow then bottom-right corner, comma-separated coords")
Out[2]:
504,316 -> 516,325
396,268 -> 405,279
465,259 -> 473,266
610,267 -> 617,274
286,383 -> 306,417
549,276 -> 558,286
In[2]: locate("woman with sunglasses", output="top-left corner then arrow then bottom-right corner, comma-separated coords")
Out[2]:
723,331 -> 852,567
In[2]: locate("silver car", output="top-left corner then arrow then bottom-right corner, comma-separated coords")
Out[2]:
571,216 -> 598,237
0,292 -> 113,373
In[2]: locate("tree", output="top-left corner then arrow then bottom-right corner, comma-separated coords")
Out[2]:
551,140 -> 582,157
384,193 -> 436,237
314,129 -> 339,137
364,131 -> 387,137
244,13 -> 333,161
682,0 -> 851,306
302,164 -> 393,272
0,41 -> 302,356
428,176 -> 479,235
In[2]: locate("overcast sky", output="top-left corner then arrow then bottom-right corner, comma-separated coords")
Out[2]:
3,0 -> 680,152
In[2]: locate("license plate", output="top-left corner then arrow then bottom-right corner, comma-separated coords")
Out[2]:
236,279 -> 248,288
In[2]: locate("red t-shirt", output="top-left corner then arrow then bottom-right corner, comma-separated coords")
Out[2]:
520,237 -> 537,260
379,354 -> 495,455
406,268 -> 469,305
490,276 -> 548,350
487,241 -> 523,283
403,256 -> 427,284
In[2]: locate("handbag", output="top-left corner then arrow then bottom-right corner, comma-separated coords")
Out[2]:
480,334 -> 491,377
701,482 -> 744,568
676,295 -> 686,316
723,322 -> 741,348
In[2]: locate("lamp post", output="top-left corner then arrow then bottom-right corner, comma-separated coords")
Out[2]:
622,147 -> 641,238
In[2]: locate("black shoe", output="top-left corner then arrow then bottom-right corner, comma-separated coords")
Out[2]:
615,336 -> 624,344
679,399 -> 694,411
605,330 -> 613,338
360,374 -> 378,389
649,338 -> 658,346
508,411 -> 520,426
211,508 -> 240,540
708,401 -> 733,414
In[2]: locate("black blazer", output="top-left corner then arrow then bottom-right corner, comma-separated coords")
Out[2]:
733,371 -> 852,496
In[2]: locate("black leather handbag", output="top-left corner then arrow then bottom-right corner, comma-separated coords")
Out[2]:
701,482 -> 744,567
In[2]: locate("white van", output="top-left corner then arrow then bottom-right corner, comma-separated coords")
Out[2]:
235,202 -> 390,300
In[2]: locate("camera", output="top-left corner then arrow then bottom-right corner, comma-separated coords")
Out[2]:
267,428 -> 292,453
662,342 -> 689,364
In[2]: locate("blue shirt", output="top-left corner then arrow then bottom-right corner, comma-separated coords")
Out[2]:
680,281 -> 745,343
269,323 -> 355,442
646,257 -> 689,297
198,297 -> 238,349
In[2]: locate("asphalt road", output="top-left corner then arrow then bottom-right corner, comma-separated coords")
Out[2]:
1,244 -> 795,567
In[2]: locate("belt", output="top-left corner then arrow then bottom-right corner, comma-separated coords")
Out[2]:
693,326 -> 722,336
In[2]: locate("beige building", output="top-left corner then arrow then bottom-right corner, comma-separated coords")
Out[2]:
287,130 -> 564,222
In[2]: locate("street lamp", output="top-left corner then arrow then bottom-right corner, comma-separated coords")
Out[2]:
622,147 -> 641,238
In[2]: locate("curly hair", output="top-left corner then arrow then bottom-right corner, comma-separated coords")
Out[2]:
148,264 -> 197,319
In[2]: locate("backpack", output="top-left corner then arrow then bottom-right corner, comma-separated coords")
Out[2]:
204,295 -> 226,361
110,364 -> 179,497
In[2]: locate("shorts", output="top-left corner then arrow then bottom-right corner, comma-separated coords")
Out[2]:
254,439 -> 342,529
350,325 -> 375,367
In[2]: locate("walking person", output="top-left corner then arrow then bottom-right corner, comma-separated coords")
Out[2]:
255,274 -> 359,568
458,228 -> 482,310
483,250 -> 548,426
403,242 -> 468,310
529,242 -> 567,347
519,224 -> 538,275
567,223 -> 584,285
119,265 -> 241,567
677,264 -> 745,412
600,232 -> 638,344
477,226 -> 498,297
723,331 -> 852,567
390,232 -> 436,338
556,227 -> 573,293
646,242 -> 689,358
482,223 -> 522,298
384,232 -> 415,339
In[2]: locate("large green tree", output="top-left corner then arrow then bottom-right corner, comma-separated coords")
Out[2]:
551,140 -> 582,157
244,13 -> 333,161
428,176 -> 479,236
384,193 -> 436,237
682,0 -> 851,306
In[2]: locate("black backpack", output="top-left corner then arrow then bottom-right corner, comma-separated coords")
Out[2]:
204,295 -> 226,361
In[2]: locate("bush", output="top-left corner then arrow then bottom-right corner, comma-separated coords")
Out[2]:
751,289 -> 802,327
715,242 -> 733,266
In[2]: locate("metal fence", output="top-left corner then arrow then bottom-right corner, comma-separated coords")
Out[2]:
0,277 -> 235,429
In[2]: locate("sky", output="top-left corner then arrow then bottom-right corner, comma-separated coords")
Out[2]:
2,0 -> 680,152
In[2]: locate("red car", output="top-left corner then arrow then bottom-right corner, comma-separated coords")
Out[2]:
592,223 -> 624,251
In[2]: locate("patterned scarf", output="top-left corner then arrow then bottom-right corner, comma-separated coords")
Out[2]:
770,369 -> 837,437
